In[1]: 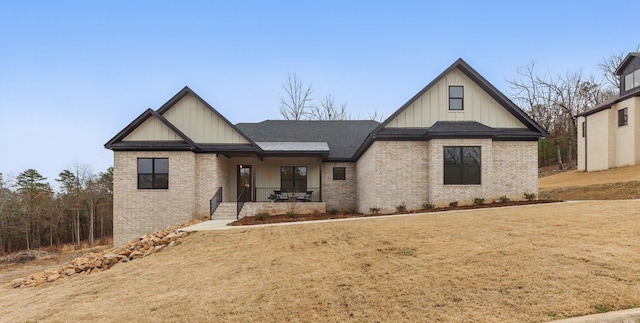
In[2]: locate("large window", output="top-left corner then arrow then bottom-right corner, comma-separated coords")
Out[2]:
138,158 -> 169,189
444,147 -> 481,185
449,86 -> 464,110
280,166 -> 307,192
624,69 -> 640,91
618,108 -> 628,127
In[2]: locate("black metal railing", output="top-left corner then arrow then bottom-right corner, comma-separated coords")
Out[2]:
254,187 -> 321,202
237,188 -> 249,220
209,187 -> 223,220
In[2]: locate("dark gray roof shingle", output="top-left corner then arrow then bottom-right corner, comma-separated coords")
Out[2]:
236,120 -> 380,160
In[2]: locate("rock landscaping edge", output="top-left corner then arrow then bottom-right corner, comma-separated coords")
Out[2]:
10,218 -> 206,288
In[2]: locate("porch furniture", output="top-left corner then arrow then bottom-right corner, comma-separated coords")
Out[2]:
297,191 -> 313,202
274,190 -> 289,202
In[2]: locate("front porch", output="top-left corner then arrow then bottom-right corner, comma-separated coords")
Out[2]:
210,155 -> 326,219
229,156 -> 323,203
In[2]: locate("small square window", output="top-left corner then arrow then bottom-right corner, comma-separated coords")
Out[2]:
618,108 -> 628,127
333,167 -> 346,180
449,86 -> 464,110
138,158 -> 169,189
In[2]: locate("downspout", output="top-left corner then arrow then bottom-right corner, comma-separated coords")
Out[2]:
584,115 -> 588,171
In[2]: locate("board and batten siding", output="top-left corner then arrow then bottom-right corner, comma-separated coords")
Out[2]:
161,93 -> 249,144
122,115 -> 182,141
385,68 -> 526,129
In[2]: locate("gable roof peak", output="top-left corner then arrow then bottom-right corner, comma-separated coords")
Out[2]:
615,52 -> 640,75
373,58 -> 548,136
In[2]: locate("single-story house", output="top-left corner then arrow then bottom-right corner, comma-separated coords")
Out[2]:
576,52 -> 640,171
105,58 -> 547,245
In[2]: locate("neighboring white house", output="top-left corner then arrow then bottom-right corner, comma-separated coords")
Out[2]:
577,52 -> 640,171
105,58 -> 548,245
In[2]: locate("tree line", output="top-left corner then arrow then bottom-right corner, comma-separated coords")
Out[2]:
0,164 -> 112,254
508,45 -> 639,169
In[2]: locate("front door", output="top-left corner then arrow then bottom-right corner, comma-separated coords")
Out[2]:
237,165 -> 252,202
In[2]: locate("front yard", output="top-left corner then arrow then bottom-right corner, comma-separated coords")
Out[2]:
2,200 -> 640,322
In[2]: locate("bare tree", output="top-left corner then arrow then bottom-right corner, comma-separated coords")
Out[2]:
508,62 -> 607,169
309,95 -> 349,120
598,44 -> 640,91
366,110 -> 386,122
279,73 -> 314,120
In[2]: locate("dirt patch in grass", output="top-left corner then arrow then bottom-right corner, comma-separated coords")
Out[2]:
230,200 -> 560,226
2,200 -> 640,322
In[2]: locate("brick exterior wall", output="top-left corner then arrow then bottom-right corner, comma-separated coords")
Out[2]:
356,141 -> 429,213
490,141 -> 538,201
113,151 -> 232,245
428,139 -> 537,206
356,139 -> 538,212
321,162 -> 357,211
427,138 -> 493,206
355,142 -> 377,213
113,151 -> 197,245
195,154 -> 230,217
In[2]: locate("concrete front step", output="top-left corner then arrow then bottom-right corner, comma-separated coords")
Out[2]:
212,202 -> 237,220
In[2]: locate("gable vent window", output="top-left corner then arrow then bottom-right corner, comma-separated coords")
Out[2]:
618,108 -> 628,127
449,86 -> 464,110
138,158 -> 169,189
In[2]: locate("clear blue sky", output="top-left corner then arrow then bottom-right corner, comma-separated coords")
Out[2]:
0,0 -> 637,188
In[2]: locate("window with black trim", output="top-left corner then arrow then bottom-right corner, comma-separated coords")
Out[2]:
443,147 -> 481,185
449,85 -> 464,110
618,108 -> 628,127
581,121 -> 586,138
280,166 -> 307,192
624,69 -> 640,91
333,167 -> 346,180
138,158 -> 169,189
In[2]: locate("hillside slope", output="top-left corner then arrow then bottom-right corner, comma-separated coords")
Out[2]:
539,164 -> 640,200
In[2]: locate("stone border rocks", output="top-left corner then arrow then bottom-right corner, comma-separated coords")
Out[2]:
11,218 -> 205,288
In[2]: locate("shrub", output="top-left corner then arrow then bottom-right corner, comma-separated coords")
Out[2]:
396,203 -> 407,212
343,208 -> 356,215
422,202 -> 435,210
523,192 -> 536,201
473,198 -> 485,205
369,207 -> 380,214
328,208 -> 339,215
255,212 -> 268,221
449,201 -> 458,207
286,210 -> 297,218
498,195 -> 510,203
